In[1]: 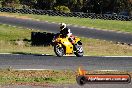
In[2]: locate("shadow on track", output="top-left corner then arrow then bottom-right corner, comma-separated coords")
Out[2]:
11,52 -> 87,57
11,52 -> 54,56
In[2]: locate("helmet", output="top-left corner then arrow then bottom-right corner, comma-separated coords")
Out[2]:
60,23 -> 66,30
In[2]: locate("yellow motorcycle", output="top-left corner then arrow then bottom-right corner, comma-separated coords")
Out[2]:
52,34 -> 83,57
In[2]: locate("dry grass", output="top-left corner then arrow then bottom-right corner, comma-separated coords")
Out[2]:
0,12 -> 33,20
0,40 -> 54,55
1,38 -> 132,56
0,69 -> 131,85
81,38 -> 132,56
0,24 -> 54,55
0,70 -> 75,84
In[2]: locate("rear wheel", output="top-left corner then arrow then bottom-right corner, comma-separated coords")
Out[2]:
54,44 -> 65,57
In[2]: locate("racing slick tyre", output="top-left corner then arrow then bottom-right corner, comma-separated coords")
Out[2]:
74,45 -> 83,57
54,44 -> 65,57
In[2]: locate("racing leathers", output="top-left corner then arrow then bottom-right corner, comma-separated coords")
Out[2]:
60,27 -> 75,44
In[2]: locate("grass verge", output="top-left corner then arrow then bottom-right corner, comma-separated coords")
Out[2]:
0,69 -> 131,85
0,24 -> 132,56
0,69 -> 75,85
0,24 -> 54,55
0,12 -> 132,33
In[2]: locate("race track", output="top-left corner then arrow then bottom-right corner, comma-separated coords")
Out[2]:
0,54 -> 132,71
0,16 -> 132,88
0,16 -> 132,44
0,16 -> 132,71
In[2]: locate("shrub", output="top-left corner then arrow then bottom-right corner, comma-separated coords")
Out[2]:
1,0 -> 20,8
54,5 -> 70,13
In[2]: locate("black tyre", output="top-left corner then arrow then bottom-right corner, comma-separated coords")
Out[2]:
54,44 -> 64,57
76,76 -> 87,85
74,45 -> 83,57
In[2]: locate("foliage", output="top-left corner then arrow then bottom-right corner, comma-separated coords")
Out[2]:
1,0 -> 20,8
35,0 -> 56,10
19,0 -> 37,9
54,5 -> 70,13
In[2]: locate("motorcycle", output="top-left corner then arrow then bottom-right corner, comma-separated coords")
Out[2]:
52,33 -> 83,57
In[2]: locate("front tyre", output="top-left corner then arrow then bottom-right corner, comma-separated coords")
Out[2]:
74,45 -> 83,57
54,44 -> 65,57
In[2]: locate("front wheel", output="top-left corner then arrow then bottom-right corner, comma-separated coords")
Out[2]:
54,44 -> 65,57
74,45 -> 83,57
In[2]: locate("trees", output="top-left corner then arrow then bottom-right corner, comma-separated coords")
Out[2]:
68,0 -> 84,11
19,0 -> 37,9
36,0 -> 56,10
75,0 -> 84,11
112,0 -> 131,14
84,0 -> 132,14
66,0 -> 77,11
1,0 -> 20,8
55,0 -> 84,11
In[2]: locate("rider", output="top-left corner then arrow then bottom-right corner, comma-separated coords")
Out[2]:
59,23 -> 75,44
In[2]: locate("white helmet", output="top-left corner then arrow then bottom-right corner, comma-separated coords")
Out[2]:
60,23 -> 66,30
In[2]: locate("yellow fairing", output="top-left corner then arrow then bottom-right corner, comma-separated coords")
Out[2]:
56,37 -> 73,54
74,37 -> 80,44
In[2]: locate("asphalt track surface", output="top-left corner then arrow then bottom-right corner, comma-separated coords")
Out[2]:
0,54 -> 132,71
0,16 -> 132,44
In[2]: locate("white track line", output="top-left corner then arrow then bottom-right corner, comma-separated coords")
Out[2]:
0,53 -> 132,57
0,53 -> 12,54
95,70 -> 121,71
103,56 -> 132,57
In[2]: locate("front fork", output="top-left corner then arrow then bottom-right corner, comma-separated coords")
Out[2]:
73,44 -> 78,51
73,42 -> 83,52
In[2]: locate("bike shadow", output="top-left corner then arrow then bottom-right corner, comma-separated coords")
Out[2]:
11,52 -> 85,57
11,52 -> 54,56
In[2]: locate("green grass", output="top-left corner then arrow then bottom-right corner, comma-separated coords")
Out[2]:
0,24 -> 132,56
0,12 -> 132,33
